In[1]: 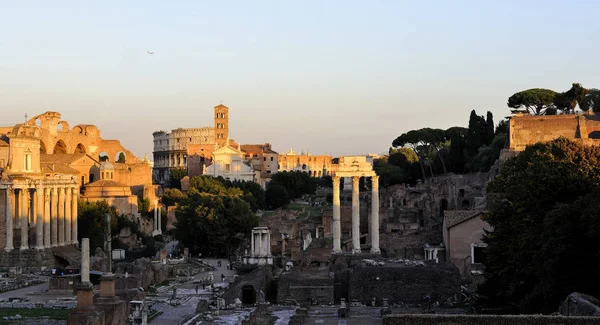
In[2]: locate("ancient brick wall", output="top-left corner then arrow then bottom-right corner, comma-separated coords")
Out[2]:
277,270 -> 334,304
383,314 -> 600,325
349,263 -> 460,305
221,266 -> 273,305
509,113 -> 600,151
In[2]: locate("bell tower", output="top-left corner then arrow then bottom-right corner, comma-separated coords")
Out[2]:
214,104 -> 229,147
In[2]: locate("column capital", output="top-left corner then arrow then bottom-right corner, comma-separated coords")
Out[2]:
332,176 -> 340,185
352,175 -> 361,182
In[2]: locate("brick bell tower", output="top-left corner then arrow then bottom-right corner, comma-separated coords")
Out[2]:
214,104 -> 229,148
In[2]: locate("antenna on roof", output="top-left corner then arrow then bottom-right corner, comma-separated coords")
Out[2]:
24,113 -> 28,124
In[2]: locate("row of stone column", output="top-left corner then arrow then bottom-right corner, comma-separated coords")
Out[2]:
332,175 -> 379,254
168,153 -> 186,167
4,186 -> 78,251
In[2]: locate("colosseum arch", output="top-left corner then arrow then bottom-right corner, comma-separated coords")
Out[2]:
53,140 -> 67,154
74,143 -> 86,154
57,121 -> 69,132
72,126 -> 84,135
39,141 -> 47,154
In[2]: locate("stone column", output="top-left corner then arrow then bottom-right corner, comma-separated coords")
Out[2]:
20,189 -> 29,250
5,188 -> 13,251
251,231 -> 255,257
158,205 -> 162,234
51,187 -> 58,247
370,176 -> 380,254
332,176 -> 342,254
36,187 -> 44,250
71,188 -> 78,245
65,187 -> 72,245
258,233 -> 263,257
153,203 -> 158,232
351,176 -> 361,254
58,187 -> 65,246
81,238 -> 91,284
44,188 -> 51,248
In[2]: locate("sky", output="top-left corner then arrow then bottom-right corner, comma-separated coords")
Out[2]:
1,1 -> 600,159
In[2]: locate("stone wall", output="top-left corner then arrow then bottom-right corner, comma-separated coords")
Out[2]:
221,266 -> 273,305
0,248 -> 57,269
277,270 -> 334,304
349,263 -> 460,305
383,314 -> 600,325
508,113 -> 600,152
113,258 -> 170,290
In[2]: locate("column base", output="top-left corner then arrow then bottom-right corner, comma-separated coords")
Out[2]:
4,246 -> 13,252
352,248 -> 362,254
35,245 -> 44,251
19,246 -> 29,251
332,249 -> 343,254
370,248 -> 381,254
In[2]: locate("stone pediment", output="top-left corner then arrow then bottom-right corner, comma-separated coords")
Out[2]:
212,145 -> 243,156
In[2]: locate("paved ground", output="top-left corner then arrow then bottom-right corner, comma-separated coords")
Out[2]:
150,258 -> 236,325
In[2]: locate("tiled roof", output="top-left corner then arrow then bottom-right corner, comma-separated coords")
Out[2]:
40,164 -> 80,174
84,179 -> 128,188
240,144 -> 263,154
444,209 -> 487,229
40,153 -> 91,164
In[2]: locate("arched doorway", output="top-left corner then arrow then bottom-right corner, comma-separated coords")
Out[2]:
74,143 -> 86,154
53,140 -> 67,154
241,285 -> 256,305
40,141 -> 47,154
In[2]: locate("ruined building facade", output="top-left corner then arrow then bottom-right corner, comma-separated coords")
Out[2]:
0,112 -> 155,268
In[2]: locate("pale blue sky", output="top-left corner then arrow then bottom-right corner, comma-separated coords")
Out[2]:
1,1 -> 599,158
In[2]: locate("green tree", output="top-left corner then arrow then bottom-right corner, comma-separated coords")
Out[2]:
446,127 -> 467,174
553,83 -> 589,113
485,111 -> 494,146
99,154 -> 108,162
173,190 -> 259,256
507,88 -> 558,115
117,152 -> 126,163
269,171 -> 317,199
162,188 -> 187,206
392,128 -> 449,179
169,168 -> 187,189
466,110 -> 487,160
265,184 -> 290,209
373,158 -> 406,187
77,200 -> 119,251
478,138 -> 600,313
580,88 -> 600,112
495,119 -> 508,135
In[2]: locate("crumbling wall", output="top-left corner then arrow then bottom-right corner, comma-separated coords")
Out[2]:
277,269 -> 334,304
221,266 -> 273,305
349,263 -> 460,305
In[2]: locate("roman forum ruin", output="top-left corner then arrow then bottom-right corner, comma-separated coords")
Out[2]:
331,156 -> 380,254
